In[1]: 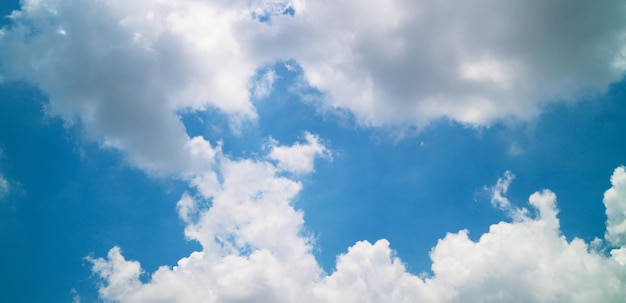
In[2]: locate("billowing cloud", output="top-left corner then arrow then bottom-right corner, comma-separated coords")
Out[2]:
0,0 -> 264,174
91,134 -> 326,302
90,159 -> 626,302
254,0 -> 626,127
2,0 -> 625,177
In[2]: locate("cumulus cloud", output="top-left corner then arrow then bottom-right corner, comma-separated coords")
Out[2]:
92,135 -> 327,302
243,0 -> 626,127
605,166 -> 626,248
90,160 -> 626,302
267,132 -> 330,174
2,0 -> 625,176
0,0 -> 264,174
3,1 -> 626,301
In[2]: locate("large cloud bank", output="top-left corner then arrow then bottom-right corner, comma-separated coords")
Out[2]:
265,0 -> 626,127
1,0 -> 625,171
90,152 -> 626,302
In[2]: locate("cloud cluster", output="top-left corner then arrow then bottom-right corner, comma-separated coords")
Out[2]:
90,155 -> 626,302
2,1 -> 626,302
2,0 -> 625,176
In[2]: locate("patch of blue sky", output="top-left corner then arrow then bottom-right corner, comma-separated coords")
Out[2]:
504,78 -> 626,244
0,0 -> 19,27
252,4 -> 295,23
302,82 -> 626,273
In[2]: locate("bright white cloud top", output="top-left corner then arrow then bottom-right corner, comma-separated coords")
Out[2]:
1,0 -> 626,302
90,161 -> 626,302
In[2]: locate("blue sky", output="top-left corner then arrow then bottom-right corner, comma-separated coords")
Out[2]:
1,1 -> 626,302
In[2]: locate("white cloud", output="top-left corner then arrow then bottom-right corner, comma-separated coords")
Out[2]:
489,170 -> 514,210
90,161 -> 626,303
0,0 -> 261,174
251,69 -> 277,100
3,1 -> 626,301
249,0 -> 626,127
267,132 -> 329,174
2,0 -> 624,176
92,135 -> 326,302
605,166 -> 626,248
88,246 -> 144,301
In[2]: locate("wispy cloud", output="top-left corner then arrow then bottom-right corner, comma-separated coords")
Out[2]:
0,174 -> 9,200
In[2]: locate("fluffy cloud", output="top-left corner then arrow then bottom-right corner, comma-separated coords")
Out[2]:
92,135 -> 326,303
90,160 -> 626,302
255,0 -> 626,127
2,0 -> 625,176
605,166 -> 626,248
267,132 -> 329,174
0,0 -> 264,174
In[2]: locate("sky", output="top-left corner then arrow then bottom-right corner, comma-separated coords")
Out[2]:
1,0 -> 626,302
